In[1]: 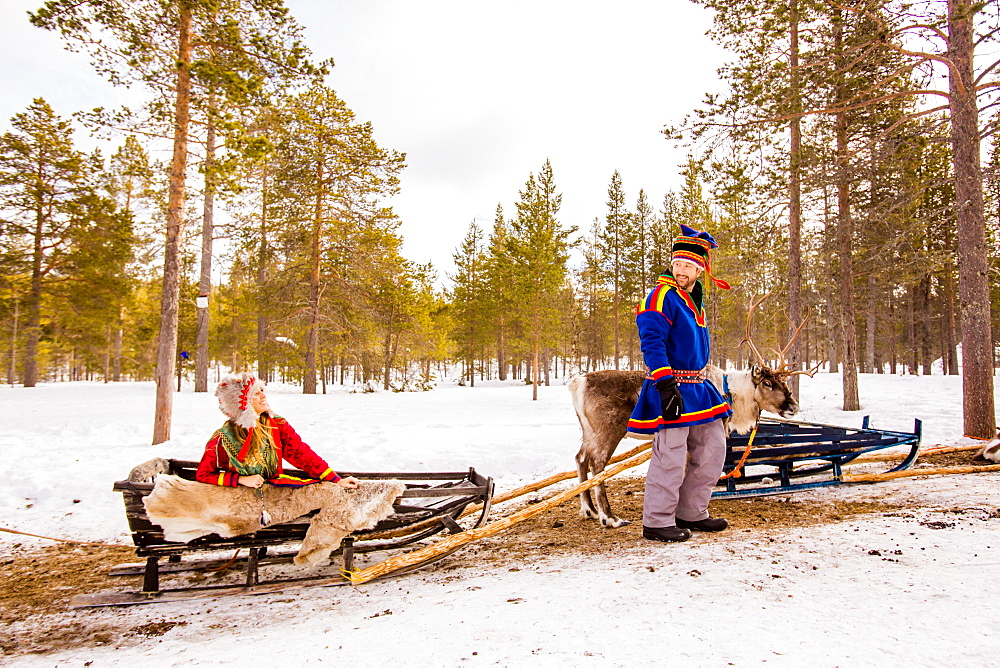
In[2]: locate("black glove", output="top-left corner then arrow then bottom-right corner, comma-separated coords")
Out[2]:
655,376 -> 684,422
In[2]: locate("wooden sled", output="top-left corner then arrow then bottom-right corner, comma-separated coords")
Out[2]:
713,416 -> 921,498
70,460 -> 493,608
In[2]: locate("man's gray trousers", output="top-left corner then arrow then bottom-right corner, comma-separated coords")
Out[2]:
642,418 -> 727,528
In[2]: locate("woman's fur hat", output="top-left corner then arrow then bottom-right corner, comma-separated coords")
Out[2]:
215,372 -> 265,428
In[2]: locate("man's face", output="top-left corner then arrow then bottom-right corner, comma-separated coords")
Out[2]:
671,259 -> 703,291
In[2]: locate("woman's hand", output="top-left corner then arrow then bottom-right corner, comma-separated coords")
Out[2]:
238,474 -> 265,488
336,476 -> 360,489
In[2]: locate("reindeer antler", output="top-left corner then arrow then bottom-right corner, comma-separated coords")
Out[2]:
785,362 -> 822,378
737,293 -> 770,367
775,314 -> 809,372
738,295 -> 825,377
775,313 -> 824,378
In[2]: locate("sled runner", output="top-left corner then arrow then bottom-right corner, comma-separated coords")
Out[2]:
714,416 -> 921,498
70,460 -> 493,608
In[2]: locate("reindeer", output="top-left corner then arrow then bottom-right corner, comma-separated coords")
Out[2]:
569,295 -> 818,528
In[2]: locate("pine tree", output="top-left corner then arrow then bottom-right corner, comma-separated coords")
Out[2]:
578,218 -> 611,370
450,220 -> 488,385
688,0 -> 998,434
622,189 -> 654,369
485,204 -> 514,381
0,100 -> 91,387
597,171 -> 635,369
651,192 -> 680,282
505,159 -> 575,400
270,84 -> 405,393
107,136 -> 157,381
631,189 -> 654,297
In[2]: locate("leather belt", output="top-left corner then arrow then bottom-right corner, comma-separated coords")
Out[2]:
646,369 -> 705,384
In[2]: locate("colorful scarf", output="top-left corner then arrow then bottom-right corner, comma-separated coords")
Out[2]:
216,416 -> 324,487
216,419 -> 279,478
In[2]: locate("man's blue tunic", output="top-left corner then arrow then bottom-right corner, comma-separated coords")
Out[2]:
628,275 -> 732,434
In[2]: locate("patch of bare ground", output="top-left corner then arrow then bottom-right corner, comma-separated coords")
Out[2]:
2,454 -> 989,658
445,476 -> 917,569
0,542 -> 156,656
916,449 -> 995,468
0,543 -> 134,622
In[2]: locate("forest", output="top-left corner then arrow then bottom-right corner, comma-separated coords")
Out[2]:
2,0 -> 999,441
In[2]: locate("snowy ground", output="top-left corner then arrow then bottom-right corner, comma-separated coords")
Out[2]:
2,372 -> 1000,666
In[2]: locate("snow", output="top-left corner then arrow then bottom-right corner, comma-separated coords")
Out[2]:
2,371 -> 1000,665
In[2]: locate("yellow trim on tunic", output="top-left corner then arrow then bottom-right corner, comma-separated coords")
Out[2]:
629,402 -> 730,424
654,285 -> 669,313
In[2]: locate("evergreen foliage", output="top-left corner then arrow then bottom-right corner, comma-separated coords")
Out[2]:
2,0 -> 997,426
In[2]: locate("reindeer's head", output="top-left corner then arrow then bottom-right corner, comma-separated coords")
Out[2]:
750,364 -> 799,417
740,294 -> 820,419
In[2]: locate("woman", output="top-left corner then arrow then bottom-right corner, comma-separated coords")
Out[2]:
196,372 -> 359,490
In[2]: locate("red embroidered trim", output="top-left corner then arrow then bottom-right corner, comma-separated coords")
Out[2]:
238,377 -> 254,411
675,289 -> 707,327
674,369 -> 706,384
646,369 -> 704,383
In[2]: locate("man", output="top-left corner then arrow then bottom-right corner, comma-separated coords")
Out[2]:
628,224 -> 733,543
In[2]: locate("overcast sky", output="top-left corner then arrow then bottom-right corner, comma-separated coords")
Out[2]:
2,0 -> 730,280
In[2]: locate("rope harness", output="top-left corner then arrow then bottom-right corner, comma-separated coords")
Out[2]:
0,525 -> 120,547
719,422 -> 759,480
717,373 -> 758,480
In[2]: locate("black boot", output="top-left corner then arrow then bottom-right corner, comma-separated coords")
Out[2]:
642,525 -> 691,543
676,516 -> 728,532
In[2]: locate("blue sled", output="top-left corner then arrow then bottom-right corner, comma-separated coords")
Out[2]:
712,416 -> 922,499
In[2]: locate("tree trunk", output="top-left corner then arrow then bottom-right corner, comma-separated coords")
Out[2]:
939,297 -> 949,375
383,305 -> 395,391
532,304 -> 540,401
7,300 -> 18,385
23,211 -> 43,387
786,0 -> 803,400
613,267 -> 620,370
152,4 -> 192,444
834,11 -> 859,411
920,274 -> 934,374
112,305 -> 123,382
256,171 -> 270,382
943,264 -> 959,375
823,183 -> 839,372
303,161 -> 323,394
497,322 -> 507,381
103,324 -> 111,382
907,283 -> 918,374
195,99 -> 216,393
949,0 -> 996,437
864,275 -> 876,374
889,299 -> 897,374
319,347 -> 327,394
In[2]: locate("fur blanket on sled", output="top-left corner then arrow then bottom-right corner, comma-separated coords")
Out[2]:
143,475 -> 406,568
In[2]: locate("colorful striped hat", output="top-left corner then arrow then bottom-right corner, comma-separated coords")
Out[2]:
215,372 -> 265,428
671,224 -> 730,290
